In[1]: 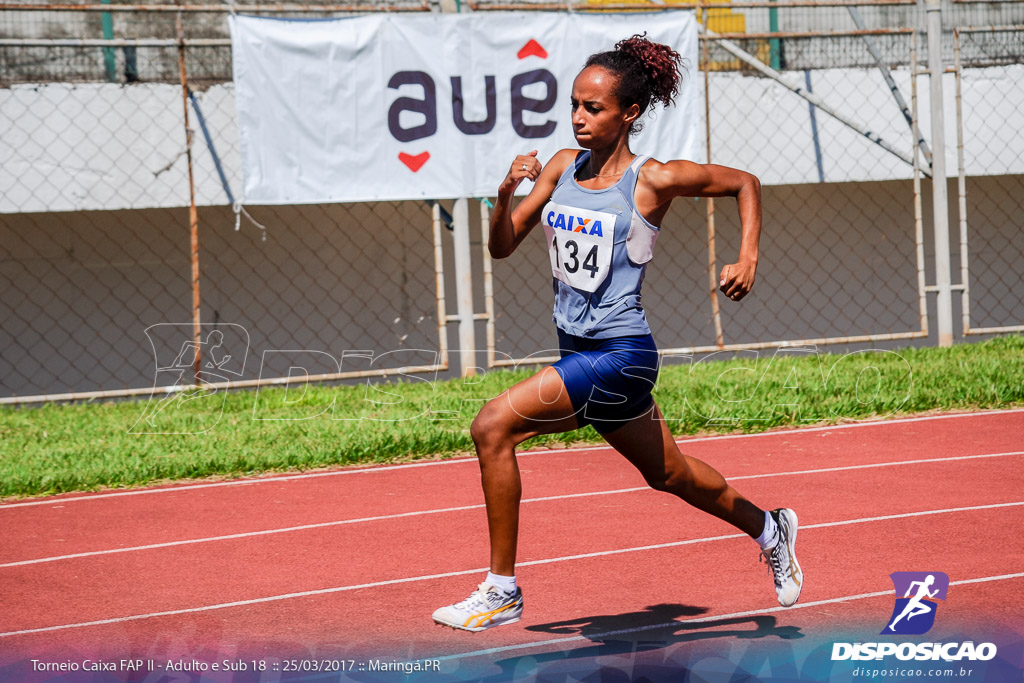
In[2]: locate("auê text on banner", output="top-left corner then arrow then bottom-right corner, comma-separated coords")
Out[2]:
229,11 -> 701,204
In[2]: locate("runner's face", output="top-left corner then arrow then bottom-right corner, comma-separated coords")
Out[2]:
570,66 -> 631,148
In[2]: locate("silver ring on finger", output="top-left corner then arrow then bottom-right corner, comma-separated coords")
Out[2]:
521,163 -> 527,171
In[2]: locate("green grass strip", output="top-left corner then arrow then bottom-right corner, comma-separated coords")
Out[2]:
1,336 -> 1022,499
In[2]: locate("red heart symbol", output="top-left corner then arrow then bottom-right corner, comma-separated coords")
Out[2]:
517,39 -> 548,60
399,151 -> 430,172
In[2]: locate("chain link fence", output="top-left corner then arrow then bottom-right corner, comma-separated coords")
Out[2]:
954,26 -> 1024,336
1,37 -> 451,400
1,2 -> 1022,401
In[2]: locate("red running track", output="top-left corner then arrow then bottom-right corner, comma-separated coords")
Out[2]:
1,409 -> 1023,680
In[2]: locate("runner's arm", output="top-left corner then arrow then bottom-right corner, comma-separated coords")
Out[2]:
489,149 -> 577,259
646,160 -> 762,301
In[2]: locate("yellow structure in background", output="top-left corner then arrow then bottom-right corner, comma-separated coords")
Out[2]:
580,0 -> 773,71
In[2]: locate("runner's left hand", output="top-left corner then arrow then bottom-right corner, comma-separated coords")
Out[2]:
719,261 -> 756,301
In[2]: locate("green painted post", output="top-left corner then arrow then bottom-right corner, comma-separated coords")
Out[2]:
769,0 -> 781,71
100,0 -> 116,82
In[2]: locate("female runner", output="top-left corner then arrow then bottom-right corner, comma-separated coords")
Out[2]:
433,34 -> 803,632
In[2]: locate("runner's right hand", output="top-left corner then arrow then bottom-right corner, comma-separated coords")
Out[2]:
499,150 -> 541,196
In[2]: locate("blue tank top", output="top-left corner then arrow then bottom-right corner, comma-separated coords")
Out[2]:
541,150 -> 661,339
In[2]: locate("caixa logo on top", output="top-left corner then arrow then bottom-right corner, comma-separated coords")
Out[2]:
387,39 -> 556,172
831,572 -> 998,663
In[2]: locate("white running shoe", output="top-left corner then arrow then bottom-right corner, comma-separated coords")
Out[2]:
432,583 -> 524,632
761,508 -> 803,607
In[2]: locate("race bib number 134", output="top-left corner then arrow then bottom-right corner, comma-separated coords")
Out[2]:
542,201 -> 617,294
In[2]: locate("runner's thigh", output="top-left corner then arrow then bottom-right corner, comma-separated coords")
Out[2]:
475,367 -> 580,441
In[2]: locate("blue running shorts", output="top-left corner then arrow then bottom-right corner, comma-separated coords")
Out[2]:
551,328 -> 660,435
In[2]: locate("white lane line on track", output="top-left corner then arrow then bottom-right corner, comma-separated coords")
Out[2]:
1,501 -> 1022,639
4,450 -> 1022,569
4,408 -> 1022,509
671,407 -> 1024,444
727,450 -> 1024,482
435,572 -> 1024,663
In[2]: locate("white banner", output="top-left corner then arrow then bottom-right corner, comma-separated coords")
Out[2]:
230,12 -> 700,204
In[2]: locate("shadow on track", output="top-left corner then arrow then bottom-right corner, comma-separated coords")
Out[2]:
472,603 -> 805,681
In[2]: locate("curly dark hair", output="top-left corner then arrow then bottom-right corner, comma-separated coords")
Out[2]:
583,33 -> 685,135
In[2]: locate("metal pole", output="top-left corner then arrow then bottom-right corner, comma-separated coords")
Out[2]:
925,0 -> 953,347
0,38 -> 231,46
701,25 -> 926,174
847,5 -> 933,166
487,328 -> 930,368
471,0 -> 919,9
0,0 -> 919,8
100,0 -> 116,82
911,31 -> 929,337
432,202 -> 451,371
956,24 -> 1024,32
480,199 -> 497,369
176,12 -> 203,380
0,362 -> 451,405
769,0 -> 781,69
0,27 -> 919,49
804,70 -> 825,182
701,7 -> 725,348
953,29 -> 970,336
452,198 -> 477,377
0,2 -> 430,10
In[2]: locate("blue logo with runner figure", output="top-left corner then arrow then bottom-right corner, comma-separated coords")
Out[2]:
881,571 -> 949,635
